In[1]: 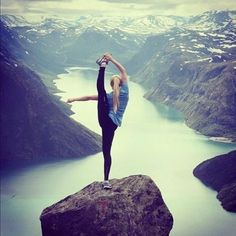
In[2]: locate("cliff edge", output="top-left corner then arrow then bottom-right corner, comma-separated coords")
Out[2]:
40,175 -> 173,236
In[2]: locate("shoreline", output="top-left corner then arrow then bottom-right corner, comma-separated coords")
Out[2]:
208,136 -> 236,144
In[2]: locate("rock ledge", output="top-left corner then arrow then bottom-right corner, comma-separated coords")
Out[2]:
40,175 -> 173,236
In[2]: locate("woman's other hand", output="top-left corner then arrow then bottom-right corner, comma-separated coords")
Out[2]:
66,98 -> 74,103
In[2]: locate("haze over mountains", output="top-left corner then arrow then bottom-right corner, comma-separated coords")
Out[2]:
0,10 -> 235,164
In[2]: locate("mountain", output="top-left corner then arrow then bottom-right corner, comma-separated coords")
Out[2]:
193,151 -> 236,212
0,20 -> 72,117
2,11 -> 235,35
5,19 -> 143,69
186,10 -> 236,31
0,14 -> 31,27
60,27 -> 142,66
126,14 -> 236,141
1,20 -> 66,73
0,23 -> 102,165
2,14 -> 186,35
2,11 -> 235,68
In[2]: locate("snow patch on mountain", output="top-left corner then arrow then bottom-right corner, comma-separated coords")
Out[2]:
0,15 -> 30,27
222,44 -> 236,48
194,44 -> 206,48
208,47 -> 225,54
181,49 -> 199,54
198,32 -> 207,37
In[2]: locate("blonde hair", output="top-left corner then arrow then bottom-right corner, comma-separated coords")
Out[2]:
110,75 -> 121,113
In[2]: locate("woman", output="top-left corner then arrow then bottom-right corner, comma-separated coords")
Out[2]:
67,53 -> 129,189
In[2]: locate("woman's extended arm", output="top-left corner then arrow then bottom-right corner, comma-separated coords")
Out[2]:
67,95 -> 98,103
104,53 -> 128,82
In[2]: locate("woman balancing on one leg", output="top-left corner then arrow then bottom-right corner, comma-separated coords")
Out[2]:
67,53 -> 129,189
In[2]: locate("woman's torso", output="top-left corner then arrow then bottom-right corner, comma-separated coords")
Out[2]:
107,81 -> 129,127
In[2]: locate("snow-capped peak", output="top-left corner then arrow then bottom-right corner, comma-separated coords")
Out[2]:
1,10 -> 235,35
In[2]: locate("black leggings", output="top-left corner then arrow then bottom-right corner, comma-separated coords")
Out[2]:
97,67 -> 117,181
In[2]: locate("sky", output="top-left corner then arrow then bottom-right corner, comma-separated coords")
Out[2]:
1,0 -> 236,21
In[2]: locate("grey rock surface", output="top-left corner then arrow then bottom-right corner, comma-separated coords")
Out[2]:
40,175 -> 173,236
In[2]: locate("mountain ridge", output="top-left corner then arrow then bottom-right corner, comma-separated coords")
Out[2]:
2,10 -> 235,35
126,22 -> 236,141
0,22 -> 102,165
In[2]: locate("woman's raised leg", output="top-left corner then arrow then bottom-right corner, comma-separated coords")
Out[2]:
96,66 -> 109,127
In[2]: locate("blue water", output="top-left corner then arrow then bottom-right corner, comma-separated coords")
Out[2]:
1,67 -> 235,236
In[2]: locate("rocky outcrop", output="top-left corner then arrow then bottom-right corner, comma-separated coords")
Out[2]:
40,175 -> 173,236
193,150 -> 236,212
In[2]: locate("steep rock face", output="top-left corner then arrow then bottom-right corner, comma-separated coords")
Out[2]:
0,46 -> 102,164
40,175 -> 173,236
145,61 -> 236,140
0,19 -> 72,116
193,150 -> 236,212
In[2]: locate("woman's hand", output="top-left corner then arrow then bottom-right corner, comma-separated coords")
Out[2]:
104,53 -> 128,81
66,98 -> 74,103
104,53 -> 113,61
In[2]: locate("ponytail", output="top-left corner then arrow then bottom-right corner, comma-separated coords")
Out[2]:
110,76 -> 121,113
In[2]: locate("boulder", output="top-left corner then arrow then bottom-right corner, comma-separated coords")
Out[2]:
40,175 -> 173,236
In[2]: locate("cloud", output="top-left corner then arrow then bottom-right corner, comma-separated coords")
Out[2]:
98,0 -> 155,3
99,0 -> 236,12
1,0 -> 236,19
11,0 -> 71,1
97,0 -> 179,12
2,0 -> 149,18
